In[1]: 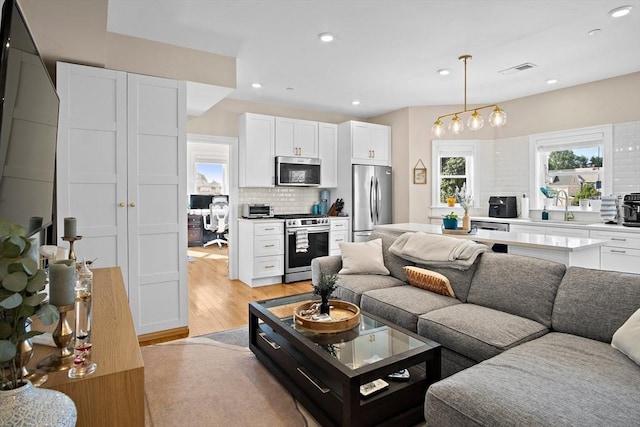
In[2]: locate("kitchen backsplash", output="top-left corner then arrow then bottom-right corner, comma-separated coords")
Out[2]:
239,187 -> 322,215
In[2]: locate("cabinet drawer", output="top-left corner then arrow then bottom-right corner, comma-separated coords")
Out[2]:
330,231 -> 348,251
600,247 -> 640,274
253,255 -> 284,278
254,222 -> 284,236
590,230 -> 640,250
330,220 -> 348,231
254,235 -> 284,256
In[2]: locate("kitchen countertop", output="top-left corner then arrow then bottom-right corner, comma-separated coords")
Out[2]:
375,223 -> 608,252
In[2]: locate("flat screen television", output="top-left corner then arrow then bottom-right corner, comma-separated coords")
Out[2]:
0,0 -> 59,236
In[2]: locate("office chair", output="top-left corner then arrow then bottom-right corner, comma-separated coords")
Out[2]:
203,197 -> 229,248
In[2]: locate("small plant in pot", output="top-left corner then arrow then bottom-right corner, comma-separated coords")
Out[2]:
313,272 -> 338,315
442,212 -> 459,230
0,224 -> 59,390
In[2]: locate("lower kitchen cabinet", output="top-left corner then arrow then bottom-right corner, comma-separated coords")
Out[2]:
329,217 -> 349,256
590,229 -> 640,274
238,219 -> 285,286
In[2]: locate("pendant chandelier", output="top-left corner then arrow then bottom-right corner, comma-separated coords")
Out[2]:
431,55 -> 507,137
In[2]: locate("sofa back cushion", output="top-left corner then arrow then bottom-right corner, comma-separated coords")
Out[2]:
467,252 -> 566,328
552,267 -> 640,343
369,229 -> 414,281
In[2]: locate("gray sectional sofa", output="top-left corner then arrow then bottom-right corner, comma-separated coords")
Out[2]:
311,229 -> 640,426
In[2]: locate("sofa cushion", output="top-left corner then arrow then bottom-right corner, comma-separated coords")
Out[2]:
415,262 -> 479,303
466,252 -> 565,328
404,266 -> 455,297
417,304 -> 548,362
552,267 -> 640,343
361,286 -> 461,332
338,238 -> 389,275
612,308 -> 640,366
369,229 -> 415,282
334,274 -> 405,305
425,333 -> 640,427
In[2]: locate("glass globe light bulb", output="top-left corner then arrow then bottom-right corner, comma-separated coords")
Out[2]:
467,110 -> 484,131
449,115 -> 464,134
431,119 -> 446,137
489,107 -> 507,127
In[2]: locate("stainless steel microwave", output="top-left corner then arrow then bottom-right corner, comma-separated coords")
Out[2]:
242,203 -> 274,218
275,156 -> 321,186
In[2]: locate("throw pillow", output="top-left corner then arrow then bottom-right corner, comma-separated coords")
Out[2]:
611,307 -> 640,366
338,239 -> 390,275
404,266 -> 455,298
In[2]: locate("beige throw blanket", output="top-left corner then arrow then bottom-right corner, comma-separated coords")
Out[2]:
389,232 -> 488,270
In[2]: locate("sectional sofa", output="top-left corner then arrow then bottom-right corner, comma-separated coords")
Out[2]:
311,229 -> 640,426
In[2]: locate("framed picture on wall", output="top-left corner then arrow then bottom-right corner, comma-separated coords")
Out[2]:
413,159 -> 427,184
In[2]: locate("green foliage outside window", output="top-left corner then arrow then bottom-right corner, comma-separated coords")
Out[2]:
440,157 -> 466,203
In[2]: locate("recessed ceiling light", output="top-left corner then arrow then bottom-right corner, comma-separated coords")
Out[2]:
437,68 -> 451,76
318,32 -> 334,42
587,28 -> 602,36
351,100 -> 360,106
609,5 -> 633,18
251,82 -> 262,89
546,78 -> 558,85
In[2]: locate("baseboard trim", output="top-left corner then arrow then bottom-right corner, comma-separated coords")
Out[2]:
138,326 -> 190,346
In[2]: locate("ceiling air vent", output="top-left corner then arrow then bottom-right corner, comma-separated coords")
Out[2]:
498,62 -> 537,75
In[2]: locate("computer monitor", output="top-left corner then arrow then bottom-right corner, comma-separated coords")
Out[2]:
189,194 -> 212,210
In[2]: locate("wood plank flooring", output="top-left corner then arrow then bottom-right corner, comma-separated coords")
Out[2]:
187,245 -> 312,337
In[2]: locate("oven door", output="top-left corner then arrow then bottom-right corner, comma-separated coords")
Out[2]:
285,227 -> 329,274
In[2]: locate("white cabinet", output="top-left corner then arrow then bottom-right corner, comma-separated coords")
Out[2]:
339,121 -> 391,166
590,229 -> 640,274
319,122 -> 338,188
545,226 -> 590,238
275,117 -> 319,158
510,224 -> 546,235
238,220 -> 284,286
56,62 -> 187,336
239,113 -> 275,187
329,217 -> 349,256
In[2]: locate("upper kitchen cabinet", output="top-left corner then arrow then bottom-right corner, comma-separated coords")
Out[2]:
239,113 -> 275,187
319,122 -> 338,188
275,117 -> 319,158
338,121 -> 391,166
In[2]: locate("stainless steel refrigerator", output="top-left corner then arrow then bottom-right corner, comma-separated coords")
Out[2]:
352,164 -> 392,242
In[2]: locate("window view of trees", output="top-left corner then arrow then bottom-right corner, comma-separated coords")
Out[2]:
440,157 -> 467,203
545,148 -> 603,206
548,150 -> 602,170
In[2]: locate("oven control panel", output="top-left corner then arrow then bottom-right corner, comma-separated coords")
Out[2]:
286,217 -> 330,227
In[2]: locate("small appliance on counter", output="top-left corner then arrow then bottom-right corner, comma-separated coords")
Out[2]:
622,193 -> 640,227
319,189 -> 330,215
242,203 -> 274,218
488,196 -> 517,218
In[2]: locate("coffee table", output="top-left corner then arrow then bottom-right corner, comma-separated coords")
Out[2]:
249,293 -> 441,427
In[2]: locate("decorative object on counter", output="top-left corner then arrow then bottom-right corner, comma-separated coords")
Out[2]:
61,235 -> 82,261
313,272 -> 338,315
63,217 -> 76,238
542,206 -> 549,220
455,184 -> 473,230
520,194 -> 530,219
13,321 -> 48,387
446,197 -> 456,207
431,55 -> 507,137
68,259 -> 97,378
413,159 -> 427,184
294,300 -> 360,333
319,190 -> 330,215
571,182 -> 599,206
600,195 -> 618,223
0,380 -> 77,427
442,212 -> 459,230
48,260 -> 76,307
0,226 -> 59,390
328,198 -> 344,216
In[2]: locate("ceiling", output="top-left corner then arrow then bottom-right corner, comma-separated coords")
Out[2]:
106,0 -> 640,119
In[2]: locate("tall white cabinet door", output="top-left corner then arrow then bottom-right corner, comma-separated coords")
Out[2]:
56,63 -> 129,281
127,74 -> 187,335
319,122 -> 338,187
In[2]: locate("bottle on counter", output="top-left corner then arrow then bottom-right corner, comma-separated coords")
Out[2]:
542,206 -> 549,220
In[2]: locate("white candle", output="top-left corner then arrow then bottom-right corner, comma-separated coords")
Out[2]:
64,217 -> 77,238
49,259 -> 76,306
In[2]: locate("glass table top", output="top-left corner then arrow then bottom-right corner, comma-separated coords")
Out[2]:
256,293 -> 436,371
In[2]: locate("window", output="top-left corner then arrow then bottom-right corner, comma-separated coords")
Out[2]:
529,125 -> 612,210
195,162 -> 227,195
432,140 -> 479,207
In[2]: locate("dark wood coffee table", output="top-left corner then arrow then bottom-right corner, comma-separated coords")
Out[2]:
249,293 -> 441,427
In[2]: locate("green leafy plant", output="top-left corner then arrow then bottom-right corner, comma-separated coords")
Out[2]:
313,272 -> 338,299
571,183 -> 600,206
443,212 -> 459,219
0,224 -> 59,390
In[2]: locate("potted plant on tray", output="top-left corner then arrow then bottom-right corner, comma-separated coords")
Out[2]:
313,272 -> 338,315
442,212 -> 459,230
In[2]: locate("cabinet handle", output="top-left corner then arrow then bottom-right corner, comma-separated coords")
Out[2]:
297,367 -> 330,393
264,244 -> 275,247
611,238 -> 627,241
258,332 -> 281,350
265,265 -> 275,269
130,202 -> 136,207
119,202 -> 126,207
335,238 -> 344,242
264,227 -> 275,231
372,150 -> 375,158
610,249 -> 627,254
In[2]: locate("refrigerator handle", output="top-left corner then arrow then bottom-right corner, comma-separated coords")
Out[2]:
369,176 -> 375,222
375,177 -> 380,223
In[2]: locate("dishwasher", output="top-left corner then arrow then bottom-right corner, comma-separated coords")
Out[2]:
470,220 -> 509,253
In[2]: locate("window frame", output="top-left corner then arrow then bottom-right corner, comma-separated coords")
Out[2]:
431,140 -> 480,208
529,125 -> 613,210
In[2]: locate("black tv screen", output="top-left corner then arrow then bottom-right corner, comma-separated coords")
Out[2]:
0,0 -> 59,235
189,194 -> 212,210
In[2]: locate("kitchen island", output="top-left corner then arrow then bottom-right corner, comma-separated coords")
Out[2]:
375,223 -> 608,268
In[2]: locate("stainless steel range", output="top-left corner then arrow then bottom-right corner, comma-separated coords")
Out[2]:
275,214 -> 330,283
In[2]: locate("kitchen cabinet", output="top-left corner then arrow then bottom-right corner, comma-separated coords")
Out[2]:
239,113 -> 275,187
238,219 -> 285,286
545,226 -> 590,238
319,122 -> 338,187
56,62 -> 188,336
510,224 -> 546,235
590,229 -> 640,274
329,217 -> 349,255
275,117 -> 319,158
339,121 -> 391,166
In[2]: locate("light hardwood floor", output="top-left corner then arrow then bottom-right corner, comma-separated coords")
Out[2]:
187,245 -> 312,337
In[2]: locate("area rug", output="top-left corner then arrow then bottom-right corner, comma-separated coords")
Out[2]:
142,337 -> 312,426
200,326 -> 249,347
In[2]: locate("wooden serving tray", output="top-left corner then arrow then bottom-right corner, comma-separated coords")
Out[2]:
442,227 -> 476,235
294,300 -> 360,333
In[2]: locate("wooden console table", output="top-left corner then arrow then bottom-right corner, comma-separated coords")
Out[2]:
29,267 -> 145,426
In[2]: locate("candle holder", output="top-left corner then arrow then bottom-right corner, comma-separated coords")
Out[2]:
16,333 -> 49,387
61,236 -> 83,261
37,304 -> 75,372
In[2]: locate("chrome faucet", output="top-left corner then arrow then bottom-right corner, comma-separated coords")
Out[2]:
555,190 -> 574,221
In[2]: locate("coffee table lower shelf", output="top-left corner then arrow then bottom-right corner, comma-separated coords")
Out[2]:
249,306 -> 441,427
